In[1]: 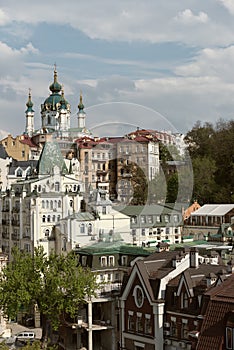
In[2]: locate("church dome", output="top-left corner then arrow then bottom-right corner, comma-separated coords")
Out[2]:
41,66 -> 70,112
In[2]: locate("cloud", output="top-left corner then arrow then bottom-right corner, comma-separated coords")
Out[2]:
0,0 -> 232,46
175,9 -> 209,24
0,8 -> 9,25
219,0 -> 234,14
175,45 -> 234,82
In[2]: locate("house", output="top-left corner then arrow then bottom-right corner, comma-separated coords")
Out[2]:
183,204 -> 234,241
196,273 -> 234,350
164,248 -> 229,350
119,247 -> 229,350
115,203 -> 184,246
55,241 -> 150,350
120,248 -> 192,350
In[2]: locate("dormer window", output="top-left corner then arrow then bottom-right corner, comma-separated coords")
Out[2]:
16,168 -> 23,177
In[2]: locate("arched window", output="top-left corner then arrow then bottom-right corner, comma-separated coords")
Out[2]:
47,115 -> 51,125
55,182 -> 60,192
47,215 -> 51,222
42,215 -> 46,223
70,200 -> 73,208
52,215 -> 56,222
58,200 -> 61,208
42,201 -> 45,209
50,201 -> 53,209
46,200 -> 49,209
45,229 -> 50,237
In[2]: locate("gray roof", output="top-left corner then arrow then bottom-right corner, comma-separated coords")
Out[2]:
0,144 -> 9,159
191,204 -> 234,217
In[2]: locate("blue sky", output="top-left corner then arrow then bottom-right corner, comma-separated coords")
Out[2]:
1,0 -> 234,138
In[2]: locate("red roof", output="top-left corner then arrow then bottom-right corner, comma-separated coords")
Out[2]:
197,274 -> 234,350
20,136 -> 37,148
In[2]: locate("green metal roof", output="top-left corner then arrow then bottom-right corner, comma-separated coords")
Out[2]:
37,141 -> 68,175
76,241 -> 150,256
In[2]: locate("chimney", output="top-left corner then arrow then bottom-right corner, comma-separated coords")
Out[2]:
190,248 -> 199,268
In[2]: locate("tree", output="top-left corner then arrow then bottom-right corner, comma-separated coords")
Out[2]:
0,247 -> 98,336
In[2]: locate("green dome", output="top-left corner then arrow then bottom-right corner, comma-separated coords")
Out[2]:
49,66 -> 62,93
25,89 -> 34,113
41,67 -> 70,112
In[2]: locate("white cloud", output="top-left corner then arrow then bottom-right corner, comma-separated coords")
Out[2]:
175,9 -> 209,24
219,0 -> 234,14
0,8 -> 9,25
0,0 -> 232,46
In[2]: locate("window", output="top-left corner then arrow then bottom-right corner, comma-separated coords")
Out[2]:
148,215 -> 153,224
141,228 -> 146,236
109,256 -> 115,267
164,215 -> 169,223
171,319 -> 177,337
102,206 -> 106,214
45,229 -> 49,237
42,201 -> 45,209
16,168 -> 23,177
181,292 -> 189,309
50,201 -> 53,210
100,256 -> 107,267
156,215 -> 161,222
82,256 -> 87,266
80,223 -> 85,234
136,314 -> 143,332
181,320 -> 189,339
121,256 -> 127,266
131,216 -> 137,224
141,216 -> 146,224
22,151 -> 25,158
55,182 -> 60,192
58,200 -> 61,208
47,215 -> 50,222
42,215 -> 46,223
128,312 -> 134,331
145,315 -> 152,334
226,327 -> 233,349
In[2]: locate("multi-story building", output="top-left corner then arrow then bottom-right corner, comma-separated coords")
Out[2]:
119,246 -> 230,350
54,240 -> 150,350
116,203 -> 184,246
0,140 -> 83,258
164,248 -> 229,350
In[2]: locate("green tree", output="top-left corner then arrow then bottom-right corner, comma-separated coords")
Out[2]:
0,248 -> 98,336
184,121 -> 214,158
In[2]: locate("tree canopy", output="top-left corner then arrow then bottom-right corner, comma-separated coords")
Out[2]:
0,247 -> 98,330
184,119 -> 234,204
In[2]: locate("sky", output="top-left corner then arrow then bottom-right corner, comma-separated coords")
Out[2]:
1,0 -> 234,138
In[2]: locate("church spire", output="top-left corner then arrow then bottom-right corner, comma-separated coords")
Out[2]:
25,88 -> 34,137
77,91 -> 86,129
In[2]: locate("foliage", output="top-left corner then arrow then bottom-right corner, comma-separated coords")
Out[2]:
0,247 -> 98,330
122,162 -> 148,205
184,119 -> 234,203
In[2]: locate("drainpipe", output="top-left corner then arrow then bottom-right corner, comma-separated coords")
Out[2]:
87,299 -> 92,350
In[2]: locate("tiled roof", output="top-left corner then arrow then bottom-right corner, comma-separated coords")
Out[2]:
20,136 -> 37,148
197,273 -> 234,350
